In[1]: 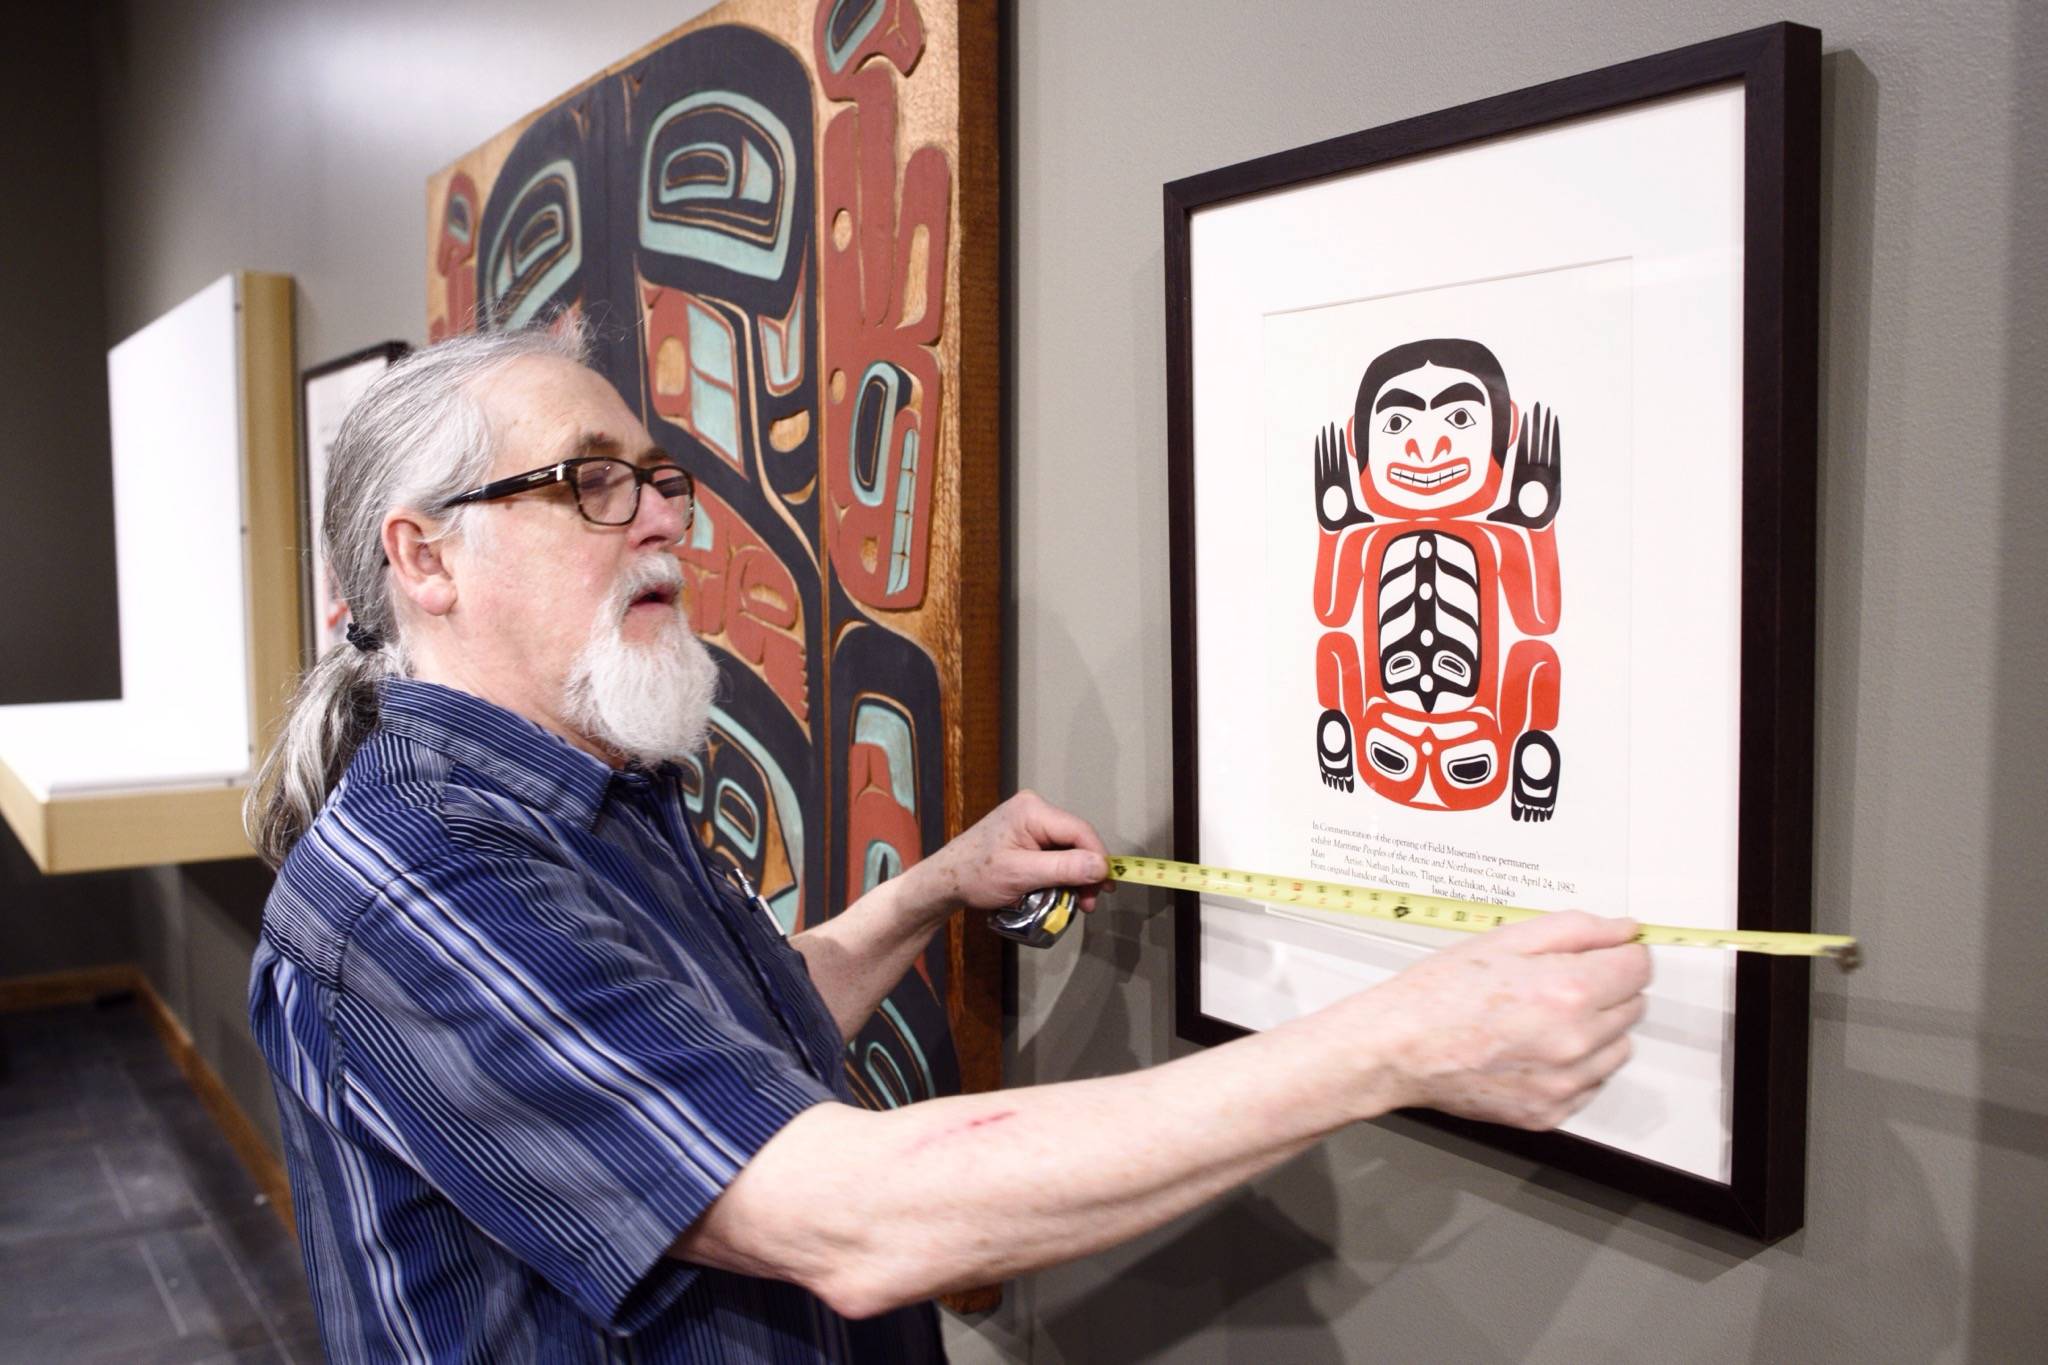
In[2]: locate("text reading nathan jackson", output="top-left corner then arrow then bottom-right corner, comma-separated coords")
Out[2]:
1305,820 -> 1571,905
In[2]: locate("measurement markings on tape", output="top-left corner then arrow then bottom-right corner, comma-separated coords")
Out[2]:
1106,855 -> 1860,968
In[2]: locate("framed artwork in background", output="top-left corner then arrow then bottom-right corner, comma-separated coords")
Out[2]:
424,4 -> 1003,1305
300,342 -> 409,662
1165,23 -> 1822,1239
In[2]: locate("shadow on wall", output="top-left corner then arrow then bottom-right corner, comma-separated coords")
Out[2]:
1972,0 -> 2048,1351
1737,43 -> 1960,1362
0,819 -> 141,975
1029,1123 -> 1730,1364
1008,605 -> 1165,1087
178,859 -> 273,942
1755,997 -> 2031,1358
1039,1165 -> 1366,1362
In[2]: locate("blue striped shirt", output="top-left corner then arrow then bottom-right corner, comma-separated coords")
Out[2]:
249,679 -> 944,1363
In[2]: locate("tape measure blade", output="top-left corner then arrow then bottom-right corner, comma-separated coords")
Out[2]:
1111,853 -> 1857,964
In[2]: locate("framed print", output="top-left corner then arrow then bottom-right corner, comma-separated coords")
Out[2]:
1164,23 -> 1820,1239
300,341 -> 408,660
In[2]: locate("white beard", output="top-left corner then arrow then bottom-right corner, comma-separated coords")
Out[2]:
561,556 -> 720,767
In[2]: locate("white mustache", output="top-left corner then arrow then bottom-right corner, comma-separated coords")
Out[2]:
607,555 -> 686,621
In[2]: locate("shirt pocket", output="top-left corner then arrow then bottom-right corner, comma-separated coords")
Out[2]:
711,880 -> 850,1074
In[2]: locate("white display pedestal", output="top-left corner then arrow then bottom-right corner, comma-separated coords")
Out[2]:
0,272 -> 298,873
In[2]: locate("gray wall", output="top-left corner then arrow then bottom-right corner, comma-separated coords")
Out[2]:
79,0 -> 2046,1361
0,9 -> 135,981
97,0 -> 705,363
0,9 -> 120,708
1,831 -> 138,979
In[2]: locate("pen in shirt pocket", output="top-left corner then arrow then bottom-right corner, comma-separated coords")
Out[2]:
723,864 -> 788,938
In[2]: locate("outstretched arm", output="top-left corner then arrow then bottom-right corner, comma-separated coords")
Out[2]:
675,911 -> 1650,1316
789,792 -> 1109,1041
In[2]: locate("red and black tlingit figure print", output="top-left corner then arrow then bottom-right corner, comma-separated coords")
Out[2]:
1311,338 -> 1563,820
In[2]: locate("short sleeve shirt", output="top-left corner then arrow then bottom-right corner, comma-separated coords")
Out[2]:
248,679 -> 944,1363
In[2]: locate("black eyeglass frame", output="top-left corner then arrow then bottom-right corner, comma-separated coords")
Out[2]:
440,456 -> 696,529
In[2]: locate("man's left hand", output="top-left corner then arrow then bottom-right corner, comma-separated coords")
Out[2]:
905,791 -> 1111,924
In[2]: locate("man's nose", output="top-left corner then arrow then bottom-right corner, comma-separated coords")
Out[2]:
1432,435 -> 1453,461
631,475 -> 688,546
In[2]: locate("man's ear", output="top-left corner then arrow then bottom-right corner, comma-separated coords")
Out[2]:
1504,400 -> 1521,451
383,511 -> 459,618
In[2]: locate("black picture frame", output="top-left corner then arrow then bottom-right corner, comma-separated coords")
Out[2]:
1163,23 -> 1821,1241
298,341 -> 410,662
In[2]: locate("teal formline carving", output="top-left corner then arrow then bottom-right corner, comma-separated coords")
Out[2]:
849,364 -> 900,509
706,703 -> 806,909
639,92 -> 796,281
888,429 -> 918,595
711,777 -> 763,859
483,160 -> 581,329
759,291 -> 806,393
822,0 -> 885,74
859,996 -> 935,1105
852,700 -> 917,811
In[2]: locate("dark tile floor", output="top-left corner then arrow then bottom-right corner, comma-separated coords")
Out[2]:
0,998 -> 320,1364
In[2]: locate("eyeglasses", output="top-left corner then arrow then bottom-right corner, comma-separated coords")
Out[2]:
441,456 -> 696,530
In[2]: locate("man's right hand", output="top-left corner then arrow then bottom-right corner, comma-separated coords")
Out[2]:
1345,911 -> 1651,1131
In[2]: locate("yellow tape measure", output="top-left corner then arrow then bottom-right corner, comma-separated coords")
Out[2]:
1099,854 -> 1860,968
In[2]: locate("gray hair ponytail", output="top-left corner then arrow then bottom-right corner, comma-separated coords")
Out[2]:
246,325 -> 589,868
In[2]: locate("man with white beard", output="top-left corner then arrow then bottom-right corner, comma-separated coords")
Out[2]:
560,551 -> 718,764
245,329 -> 1649,1364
